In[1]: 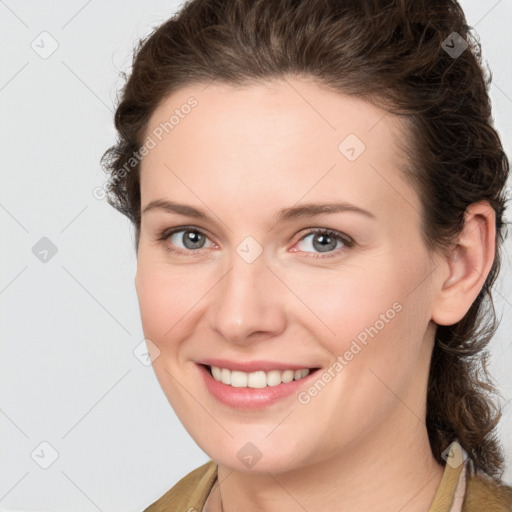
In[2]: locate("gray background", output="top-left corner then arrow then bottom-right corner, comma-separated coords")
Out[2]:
1,1 -> 511,510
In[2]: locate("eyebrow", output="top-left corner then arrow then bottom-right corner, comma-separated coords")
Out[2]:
142,199 -> 376,223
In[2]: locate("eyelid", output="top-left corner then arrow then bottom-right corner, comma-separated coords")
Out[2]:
157,225 -> 355,258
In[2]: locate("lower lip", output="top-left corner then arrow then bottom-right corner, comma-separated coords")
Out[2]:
197,364 -> 320,410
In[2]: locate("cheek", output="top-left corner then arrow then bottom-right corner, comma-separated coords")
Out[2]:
135,259 -> 204,347
295,253 -> 429,371
291,264 -> 404,341
134,261 -> 206,410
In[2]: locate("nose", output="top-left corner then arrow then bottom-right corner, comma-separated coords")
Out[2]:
206,249 -> 287,346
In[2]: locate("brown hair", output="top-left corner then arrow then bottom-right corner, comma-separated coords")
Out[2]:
101,0 -> 510,479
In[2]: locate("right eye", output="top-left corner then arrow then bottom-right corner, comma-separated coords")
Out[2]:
157,226 -> 216,256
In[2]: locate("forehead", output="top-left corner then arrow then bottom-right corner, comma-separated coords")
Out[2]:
145,77 -> 405,157
139,77 -> 419,226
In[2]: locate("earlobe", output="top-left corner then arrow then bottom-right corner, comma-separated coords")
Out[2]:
431,201 -> 496,326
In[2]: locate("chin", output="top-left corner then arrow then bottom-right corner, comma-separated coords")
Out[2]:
200,438 -> 310,474
217,454 -> 297,474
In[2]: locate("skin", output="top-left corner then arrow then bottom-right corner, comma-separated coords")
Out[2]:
134,76 -> 496,512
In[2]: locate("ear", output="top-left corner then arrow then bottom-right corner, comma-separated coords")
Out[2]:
431,201 -> 496,326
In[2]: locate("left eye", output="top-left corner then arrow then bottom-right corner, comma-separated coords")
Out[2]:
294,229 -> 350,255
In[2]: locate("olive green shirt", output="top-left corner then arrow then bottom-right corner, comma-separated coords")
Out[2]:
143,450 -> 512,511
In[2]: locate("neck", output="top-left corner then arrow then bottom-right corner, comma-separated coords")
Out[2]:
206,412 -> 445,512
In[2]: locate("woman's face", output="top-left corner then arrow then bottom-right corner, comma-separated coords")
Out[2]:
135,77 -> 443,473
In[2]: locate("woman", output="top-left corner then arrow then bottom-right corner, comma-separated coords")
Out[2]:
101,0 -> 512,510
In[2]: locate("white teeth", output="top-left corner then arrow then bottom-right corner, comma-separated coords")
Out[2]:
247,371 -> 266,388
211,365 -> 222,381
209,366 -> 311,388
281,370 -> 294,383
220,367 -> 231,385
266,370 -> 282,387
231,371 -> 248,387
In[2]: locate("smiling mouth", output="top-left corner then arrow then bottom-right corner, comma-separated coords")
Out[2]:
202,364 -> 321,388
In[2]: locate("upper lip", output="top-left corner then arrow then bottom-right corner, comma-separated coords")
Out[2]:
196,358 -> 318,373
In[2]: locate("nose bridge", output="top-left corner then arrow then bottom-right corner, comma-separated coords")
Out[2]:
207,243 -> 285,343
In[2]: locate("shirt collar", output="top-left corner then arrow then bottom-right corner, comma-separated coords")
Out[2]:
428,441 -> 467,512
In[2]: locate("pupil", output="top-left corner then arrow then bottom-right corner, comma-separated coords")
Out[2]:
184,231 -> 204,249
313,233 -> 336,252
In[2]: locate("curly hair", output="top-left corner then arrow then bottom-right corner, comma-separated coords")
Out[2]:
101,0 -> 510,479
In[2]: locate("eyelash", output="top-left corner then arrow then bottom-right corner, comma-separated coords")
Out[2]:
156,225 -> 355,259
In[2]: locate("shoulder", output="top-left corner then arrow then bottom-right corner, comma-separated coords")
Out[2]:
463,473 -> 512,512
143,460 -> 218,512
